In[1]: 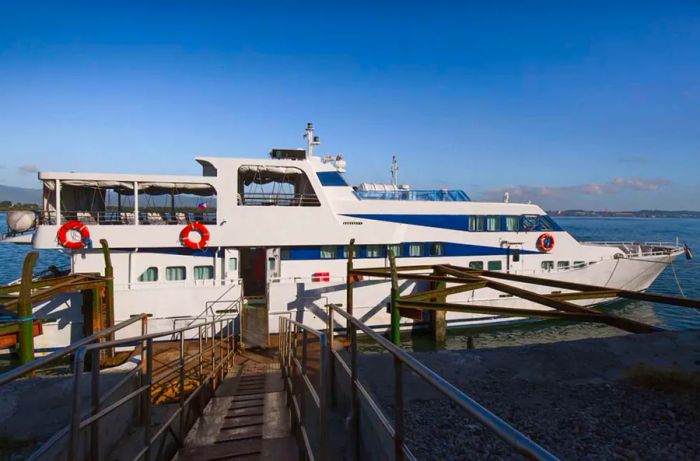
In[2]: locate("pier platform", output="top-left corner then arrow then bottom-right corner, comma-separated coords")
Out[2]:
176,350 -> 298,461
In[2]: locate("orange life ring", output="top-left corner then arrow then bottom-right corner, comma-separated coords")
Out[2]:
57,220 -> 91,250
537,233 -> 555,252
180,222 -> 210,249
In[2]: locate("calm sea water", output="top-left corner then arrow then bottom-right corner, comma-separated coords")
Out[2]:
1,213 -> 699,350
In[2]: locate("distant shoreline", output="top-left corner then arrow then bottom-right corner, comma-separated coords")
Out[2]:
548,210 -> 700,218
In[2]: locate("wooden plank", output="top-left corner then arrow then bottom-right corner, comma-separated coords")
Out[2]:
399,281 -> 488,302
435,265 -> 661,334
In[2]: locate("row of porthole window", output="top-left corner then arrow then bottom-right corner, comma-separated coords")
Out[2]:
541,261 -> 591,270
137,265 -> 215,282
315,243 -> 445,260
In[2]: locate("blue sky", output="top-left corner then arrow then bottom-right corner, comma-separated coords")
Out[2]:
1,1 -> 698,209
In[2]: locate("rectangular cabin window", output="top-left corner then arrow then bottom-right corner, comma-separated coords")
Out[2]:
166,266 -> 186,281
408,243 -> 423,257
229,258 -> 238,271
541,261 -> 554,270
268,257 -> 276,271
342,246 -> 358,259
281,248 -> 290,260
366,245 -> 382,258
429,243 -> 444,256
320,246 -> 337,259
194,265 -> 214,280
486,216 -> 500,231
487,260 -> 502,271
138,267 -> 158,282
512,249 -> 521,262
573,261 -> 586,268
238,165 -> 320,206
387,244 -> 402,257
468,216 -> 484,232
557,261 -> 570,270
469,261 -> 484,270
505,216 -> 519,232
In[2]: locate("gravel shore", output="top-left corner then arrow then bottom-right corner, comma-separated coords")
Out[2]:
358,330 -> 700,460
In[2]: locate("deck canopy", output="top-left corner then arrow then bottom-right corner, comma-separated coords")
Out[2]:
42,180 -> 215,196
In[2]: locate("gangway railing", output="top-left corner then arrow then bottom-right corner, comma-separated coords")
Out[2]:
279,305 -> 559,461
279,317 -> 329,461
66,317 -> 236,461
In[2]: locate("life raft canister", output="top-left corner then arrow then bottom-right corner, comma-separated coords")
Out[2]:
57,220 -> 91,250
180,222 -> 210,249
537,233 -> 555,252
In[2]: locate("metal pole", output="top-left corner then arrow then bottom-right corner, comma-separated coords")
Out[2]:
350,316 -> 360,460
328,306 -> 336,408
179,332 -> 186,445
90,351 -> 101,461
198,325 -> 203,379
69,347 -> 87,461
393,357 -> 404,461
18,252 -> 38,366
144,339 -> 153,461
319,334 -> 329,461
300,330 -> 307,437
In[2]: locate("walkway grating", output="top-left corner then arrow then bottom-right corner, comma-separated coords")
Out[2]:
176,351 -> 298,461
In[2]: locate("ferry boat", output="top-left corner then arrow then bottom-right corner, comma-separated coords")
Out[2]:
25,123 -> 684,349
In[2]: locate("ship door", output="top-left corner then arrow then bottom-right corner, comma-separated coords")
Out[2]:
505,242 -> 524,274
240,247 -> 267,297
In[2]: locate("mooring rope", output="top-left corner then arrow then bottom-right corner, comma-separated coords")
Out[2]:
670,259 -> 686,298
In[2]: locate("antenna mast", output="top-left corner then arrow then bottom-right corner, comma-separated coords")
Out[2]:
390,154 -> 399,187
304,122 -> 320,158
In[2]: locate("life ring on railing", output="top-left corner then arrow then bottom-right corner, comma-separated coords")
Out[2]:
57,220 -> 91,250
180,222 -> 210,249
537,233 -> 555,252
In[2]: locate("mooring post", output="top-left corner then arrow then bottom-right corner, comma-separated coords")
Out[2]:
430,267 -> 447,346
100,239 -> 116,358
346,239 -> 355,318
389,251 -> 401,345
18,252 -> 38,366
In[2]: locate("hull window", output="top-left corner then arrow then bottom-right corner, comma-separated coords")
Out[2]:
557,261 -> 570,270
408,243 -> 424,257
469,261 -> 484,270
387,244 -> 402,257
194,265 -> 214,280
138,267 -> 158,282
487,260 -> 502,271
366,245 -> 383,258
166,266 -> 187,281
541,261 -> 554,271
320,246 -> 337,259
429,243 -> 444,256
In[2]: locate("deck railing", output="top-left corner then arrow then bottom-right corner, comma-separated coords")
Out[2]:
237,192 -> 321,207
37,210 -> 217,226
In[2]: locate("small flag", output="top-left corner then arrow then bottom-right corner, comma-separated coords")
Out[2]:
197,202 -> 207,209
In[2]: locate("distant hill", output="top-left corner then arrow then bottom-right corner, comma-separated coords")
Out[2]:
0,185 -> 41,204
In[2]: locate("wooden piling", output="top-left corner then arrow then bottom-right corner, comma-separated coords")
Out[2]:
429,267 -> 447,346
389,251 -> 401,345
100,239 -> 116,358
18,252 -> 38,366
346,239 -> 355,317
